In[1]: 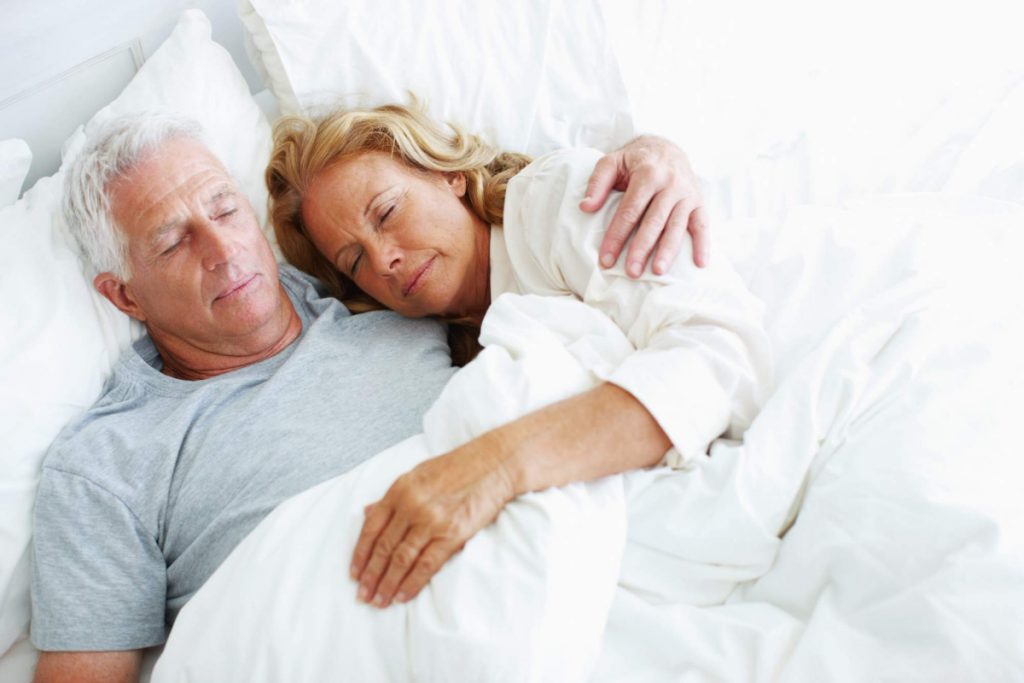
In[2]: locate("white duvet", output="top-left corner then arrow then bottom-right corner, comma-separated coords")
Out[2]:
153,195 -> 1024,682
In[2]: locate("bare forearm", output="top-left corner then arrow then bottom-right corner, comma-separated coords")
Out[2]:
34,651 -> 141,683
491,382 -> 671,496
350,382 -> 671,607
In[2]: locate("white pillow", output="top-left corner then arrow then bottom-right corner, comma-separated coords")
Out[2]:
0,139 -> 32,206
0,9 -> 270,675
239,0 -> 635,155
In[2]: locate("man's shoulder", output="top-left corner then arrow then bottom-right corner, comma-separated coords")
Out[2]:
40,365 -> 157,479
278,262 -> 324,294
277,263 -> 353,320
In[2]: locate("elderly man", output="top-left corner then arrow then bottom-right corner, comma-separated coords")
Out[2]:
30,113 -> 705,683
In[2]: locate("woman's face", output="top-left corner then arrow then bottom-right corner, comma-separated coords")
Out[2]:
302,152 -> 490,319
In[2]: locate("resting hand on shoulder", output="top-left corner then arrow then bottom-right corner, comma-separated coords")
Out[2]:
581,135 -> 709,276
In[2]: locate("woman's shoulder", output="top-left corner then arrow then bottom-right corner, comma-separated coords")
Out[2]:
499,148 -> 608,295
505,147 -> 605,232
513,147 -> 604,188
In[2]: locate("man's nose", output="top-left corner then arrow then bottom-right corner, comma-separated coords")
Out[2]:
199,222 -> 238,270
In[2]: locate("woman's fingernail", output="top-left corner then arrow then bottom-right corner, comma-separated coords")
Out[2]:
628,261 -> 641,277
350,565 -> 359,580
372,594 -> 386,608
654,259 -> 667,274
358,585 -> 370,602
395,592 -> 408,604
600,253 -> 614,268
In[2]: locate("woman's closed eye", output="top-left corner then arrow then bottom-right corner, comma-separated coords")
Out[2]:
349,248 -> 364,276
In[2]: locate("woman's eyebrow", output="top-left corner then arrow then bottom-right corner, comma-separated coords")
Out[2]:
364,187 -> 393,219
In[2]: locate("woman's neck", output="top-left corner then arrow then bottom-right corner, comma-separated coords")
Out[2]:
453,216 -> 492,325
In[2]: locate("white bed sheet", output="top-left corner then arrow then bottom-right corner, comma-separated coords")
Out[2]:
4,3 -> 1023,680
153,194 -> 1024,681
597,196 -> 1024,681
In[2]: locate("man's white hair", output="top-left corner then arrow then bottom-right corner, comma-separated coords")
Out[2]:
63,112 -> 207,278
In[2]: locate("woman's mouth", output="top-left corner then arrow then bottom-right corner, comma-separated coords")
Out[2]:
403,257 -> 435,297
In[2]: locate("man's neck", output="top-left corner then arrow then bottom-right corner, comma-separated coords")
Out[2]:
149,290 -> 304,381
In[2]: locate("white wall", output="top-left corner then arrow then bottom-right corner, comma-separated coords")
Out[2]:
1,0 -> 260,190
2,0 -> 1021,209
604,0 -> 1024,216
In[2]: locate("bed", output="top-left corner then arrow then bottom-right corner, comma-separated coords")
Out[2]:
1,2 -> 1022,681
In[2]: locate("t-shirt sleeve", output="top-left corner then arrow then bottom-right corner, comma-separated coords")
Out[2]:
31,467 -> 167,651
503,148 -> 773,466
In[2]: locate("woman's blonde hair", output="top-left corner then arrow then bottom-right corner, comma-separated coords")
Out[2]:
266,101 -> 531,365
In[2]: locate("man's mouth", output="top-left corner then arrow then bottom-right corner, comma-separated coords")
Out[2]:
403,257 -> 435,297
215,274 -> 257,302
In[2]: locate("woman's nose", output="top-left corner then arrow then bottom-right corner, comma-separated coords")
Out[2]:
371,243 -> 402,275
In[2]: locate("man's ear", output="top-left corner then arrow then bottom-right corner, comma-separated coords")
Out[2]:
444,171 -> 467,198
94,273 -> 147,322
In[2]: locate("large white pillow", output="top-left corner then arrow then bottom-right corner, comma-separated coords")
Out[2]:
238,0 -> 635,155
0,139 -> 32,206
0,9 -> 270,679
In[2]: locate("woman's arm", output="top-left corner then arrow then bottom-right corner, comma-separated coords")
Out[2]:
350,383 -> 668,608
352,149 -> 769,610
507,148 -> 772,465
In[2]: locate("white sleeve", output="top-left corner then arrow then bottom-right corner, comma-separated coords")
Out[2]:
502,149 -> 772,467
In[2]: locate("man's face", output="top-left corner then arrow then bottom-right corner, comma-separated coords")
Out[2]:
103,137 -> 283,350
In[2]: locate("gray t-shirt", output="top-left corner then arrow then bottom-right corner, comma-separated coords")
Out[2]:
31,266 -> 456,651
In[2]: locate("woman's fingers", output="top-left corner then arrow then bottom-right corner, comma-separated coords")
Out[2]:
354,507 -> 410,602
367,527 -> 432,607
393,540 -> 463,604
350,502 -> 392,581
349,443 -> 517,608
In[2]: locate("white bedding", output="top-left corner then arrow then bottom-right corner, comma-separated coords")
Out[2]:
153,196 -> 1024,681
4,5 -> 1022,681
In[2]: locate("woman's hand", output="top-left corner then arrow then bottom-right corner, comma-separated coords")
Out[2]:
581,135 -> 708,276
350,434 -> 518,608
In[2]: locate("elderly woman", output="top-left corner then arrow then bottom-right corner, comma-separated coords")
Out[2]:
267,103 -> 771,609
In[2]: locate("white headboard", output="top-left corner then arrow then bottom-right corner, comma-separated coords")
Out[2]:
0,0 -> 263,195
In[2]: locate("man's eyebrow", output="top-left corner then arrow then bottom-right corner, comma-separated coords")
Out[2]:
206,185 -> 238,206
148,185 -> 238,250
149,217 -> 186,250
